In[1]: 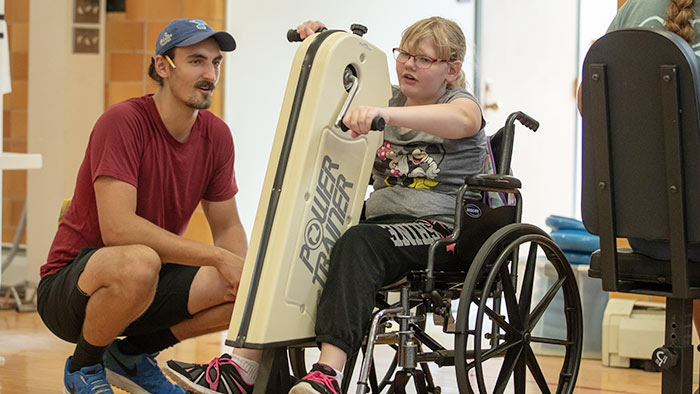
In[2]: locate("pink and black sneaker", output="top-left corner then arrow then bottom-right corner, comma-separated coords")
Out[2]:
165,354 -> 253,394
289,364 -> 341,394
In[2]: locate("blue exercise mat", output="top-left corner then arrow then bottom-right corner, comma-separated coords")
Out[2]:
545,215 -> 587,231
550,229 -> 600,253
563,251 -> 593,265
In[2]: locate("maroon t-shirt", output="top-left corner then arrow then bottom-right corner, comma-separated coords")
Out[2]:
41,95 -> 238,278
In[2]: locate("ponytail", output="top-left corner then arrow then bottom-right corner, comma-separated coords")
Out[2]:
666,0 -> 696,45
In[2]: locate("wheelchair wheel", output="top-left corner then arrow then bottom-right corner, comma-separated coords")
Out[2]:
454,223 -> 583,394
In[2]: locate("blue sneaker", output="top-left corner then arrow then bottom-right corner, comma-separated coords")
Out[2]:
63,357 -> 114,394
102,339 -> 185,394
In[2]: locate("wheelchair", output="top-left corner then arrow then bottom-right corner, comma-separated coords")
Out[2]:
287,111 -> 584,394
227,25 -> 583,394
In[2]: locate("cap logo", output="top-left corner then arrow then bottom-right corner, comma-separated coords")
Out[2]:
160,32 -> 172,47
189,19 -> 209,30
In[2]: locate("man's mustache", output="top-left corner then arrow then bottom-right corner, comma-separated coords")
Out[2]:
195,81 -> 215,90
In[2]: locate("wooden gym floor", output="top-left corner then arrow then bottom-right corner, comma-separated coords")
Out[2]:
0,309 -> 665,394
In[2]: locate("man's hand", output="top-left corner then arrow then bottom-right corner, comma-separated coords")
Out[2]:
215,248 -> 245,300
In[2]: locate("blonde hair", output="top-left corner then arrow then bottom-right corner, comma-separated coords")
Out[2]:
666,0 -> 696,44
399,16 -> 467,90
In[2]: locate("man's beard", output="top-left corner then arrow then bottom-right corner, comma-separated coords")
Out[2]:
186,95 -> 212,110
186,81 -> 215,109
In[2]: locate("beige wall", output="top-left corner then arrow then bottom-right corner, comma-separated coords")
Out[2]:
26,0 -> 106,282
3,0 -> 29,243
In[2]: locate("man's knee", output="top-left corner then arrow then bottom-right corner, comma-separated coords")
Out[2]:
79,245 -> 162,296
83,244 -> 161,296
118,245 -> 162,291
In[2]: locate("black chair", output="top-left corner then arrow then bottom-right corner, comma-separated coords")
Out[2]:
581,28 -> 700,393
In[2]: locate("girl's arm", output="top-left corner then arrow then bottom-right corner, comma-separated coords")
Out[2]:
343,98 -> 483,139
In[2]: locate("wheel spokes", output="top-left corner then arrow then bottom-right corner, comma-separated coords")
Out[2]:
530,336 -> 573,346
481,303 -> 518,335
493,345 -> 525,394
526,345 -> 552,394
514,348 -> 527,394
456,230 -> 583,394
499,264 -> 525,330
528,275 -> 566,329
518,242 -> 539,326
465,337 -> 524,370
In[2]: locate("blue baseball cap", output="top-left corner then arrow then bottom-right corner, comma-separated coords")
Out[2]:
155,18 -> 236,55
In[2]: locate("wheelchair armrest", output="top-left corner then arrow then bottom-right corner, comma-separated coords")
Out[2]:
465,174 -> 522,190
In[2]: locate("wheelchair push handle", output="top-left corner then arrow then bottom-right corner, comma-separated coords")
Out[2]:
497,111 -> 539,175
512,111 -> 539,132
340,117 -> 386,132
287,27 -> 328,42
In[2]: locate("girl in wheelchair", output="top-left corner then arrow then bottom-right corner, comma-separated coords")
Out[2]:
289,16 -> 485,394
166,16 -> 485,394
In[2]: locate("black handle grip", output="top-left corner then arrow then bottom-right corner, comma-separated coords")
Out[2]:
287,27 -> 328,42
498,111 -> 539,175
350,24 -> 368,37
287,29 -> 302,42
514,111 -> 539,132
371,117 -> 386,131
340,117 -> 386,132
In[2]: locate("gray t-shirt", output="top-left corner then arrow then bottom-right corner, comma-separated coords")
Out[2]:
607,0 -> 700,59
365,86 -> 485,225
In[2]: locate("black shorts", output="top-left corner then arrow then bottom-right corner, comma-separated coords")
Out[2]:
37,247 -> 199,343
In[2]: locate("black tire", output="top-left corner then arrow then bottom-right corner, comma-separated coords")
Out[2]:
454,223 -> 583,394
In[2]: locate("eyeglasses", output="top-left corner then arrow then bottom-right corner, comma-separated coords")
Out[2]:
392,48 -> 447,69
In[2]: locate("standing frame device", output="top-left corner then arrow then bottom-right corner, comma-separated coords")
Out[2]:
227,27 -> 391,354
